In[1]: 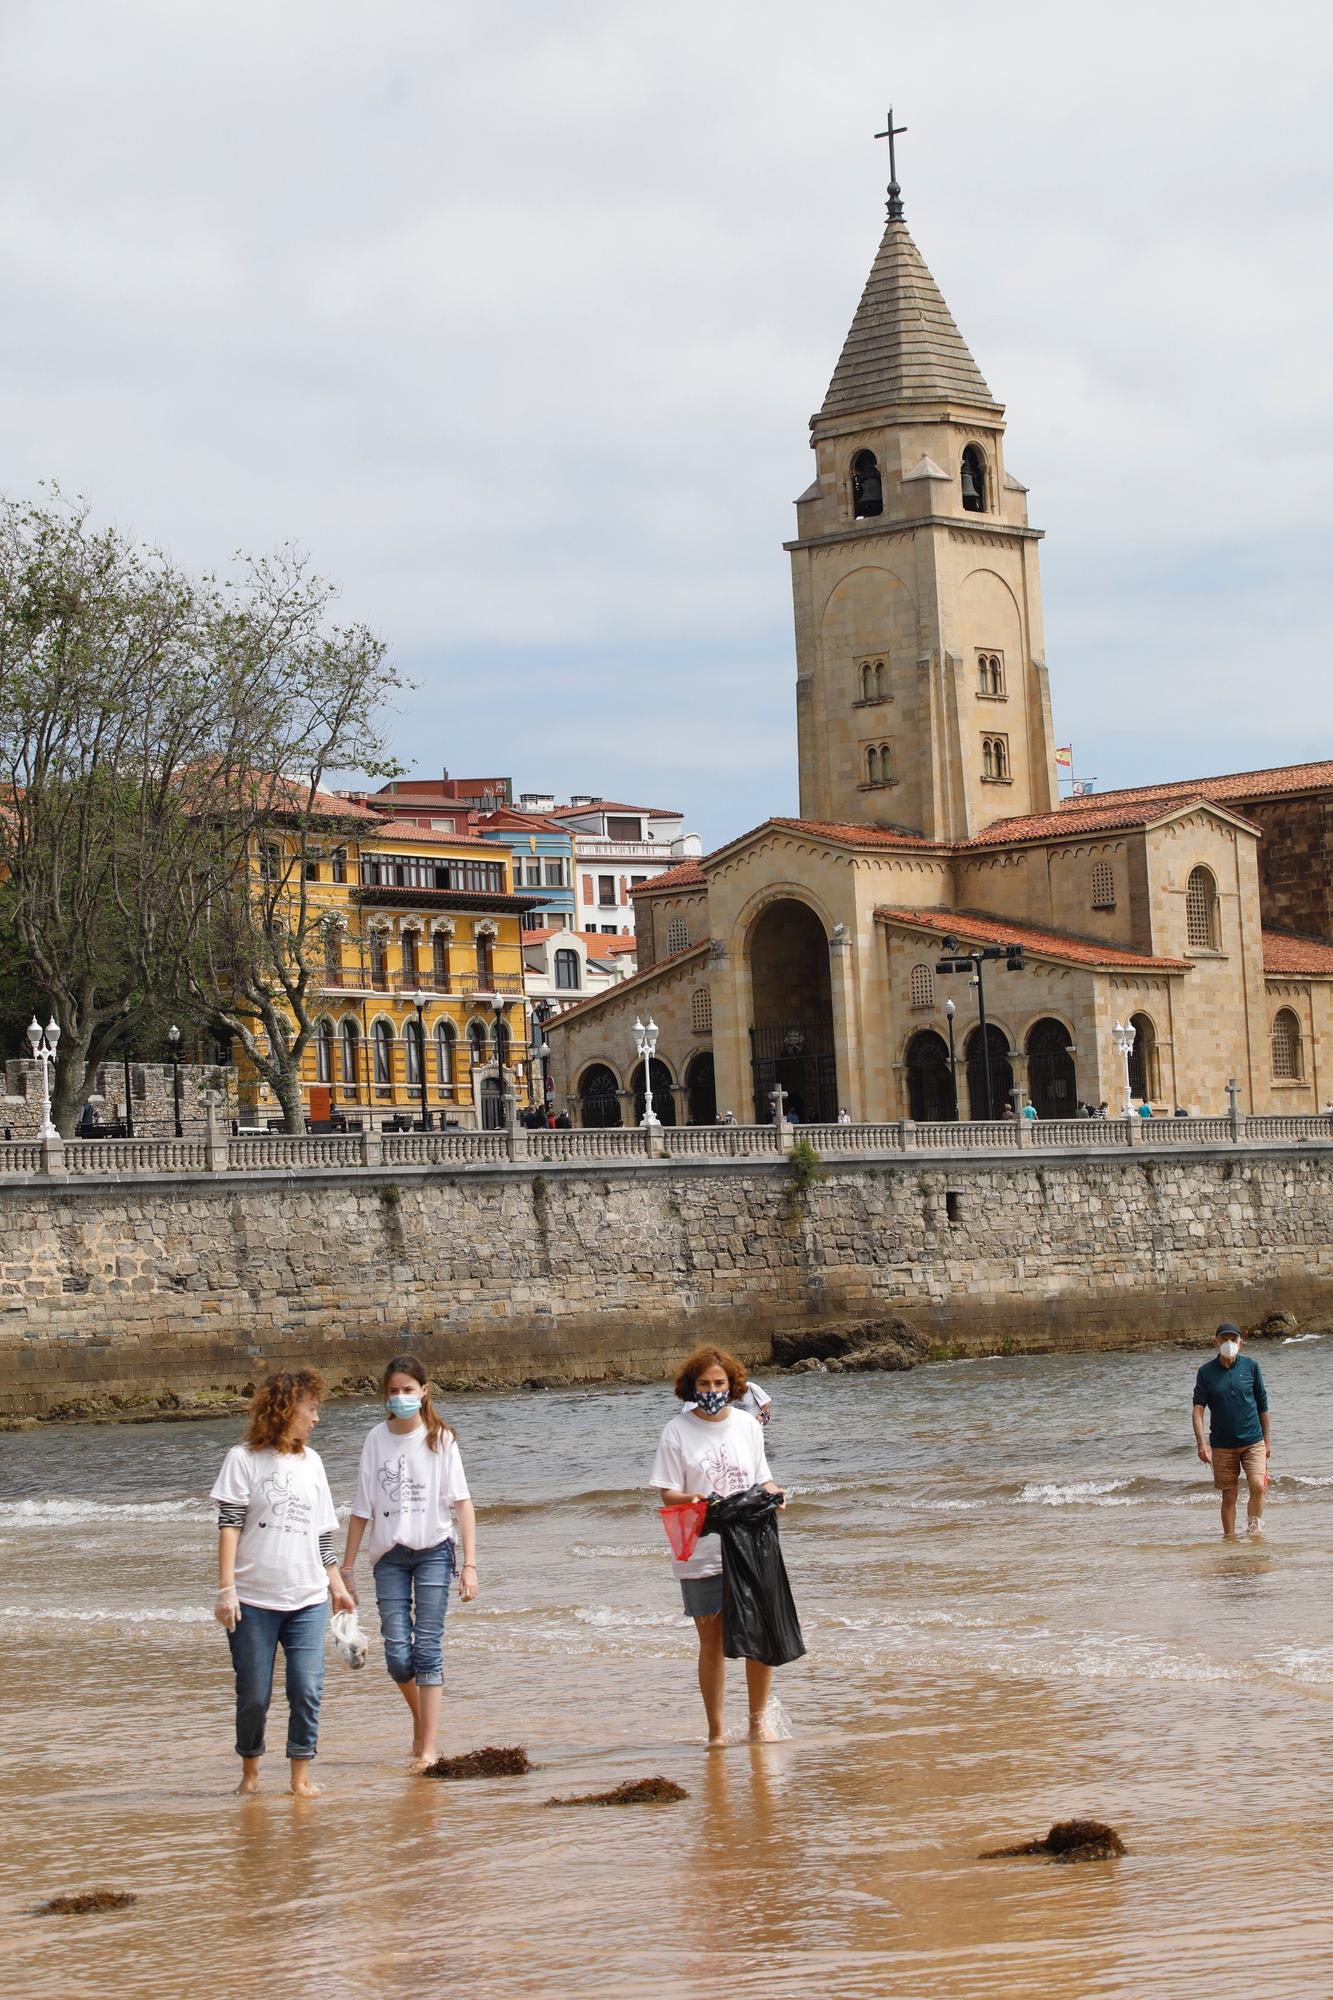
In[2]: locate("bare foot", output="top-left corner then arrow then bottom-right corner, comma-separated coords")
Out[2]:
290,1774 -> 322,1798
748,1712 -> 780,1744
235,1773 -> 261,1796
707,1736 -> 728,1751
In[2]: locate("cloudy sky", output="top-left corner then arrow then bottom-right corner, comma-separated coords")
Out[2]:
2,1 -> 1331,844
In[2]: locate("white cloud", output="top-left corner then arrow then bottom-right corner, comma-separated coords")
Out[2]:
0,0 -> 1330,838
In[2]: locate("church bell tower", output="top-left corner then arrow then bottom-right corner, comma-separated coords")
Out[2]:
786,120 -> 1059,841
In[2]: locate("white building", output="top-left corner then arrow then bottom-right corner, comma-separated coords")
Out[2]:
541,798 -> 703,934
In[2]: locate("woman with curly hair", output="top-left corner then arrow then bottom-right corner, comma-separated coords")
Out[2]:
210,1368 -> 353,1795
651,1344 -> 782,1747
341,1356 -> 478,1769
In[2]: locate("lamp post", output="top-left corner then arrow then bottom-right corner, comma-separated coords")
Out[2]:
935,934 -> 1025,1120
1112,1018 -> 1137,1118
491,994 -> 509,1124
26,1016 -> 60,1140
944,998 -> 959,1121
633,1016 -> 660,1127
531,998 -> 554,1114
167,1024 -> 183,1137
411,989 -> 431,1130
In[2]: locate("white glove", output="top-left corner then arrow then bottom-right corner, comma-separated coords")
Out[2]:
214,1586 -> 241,1631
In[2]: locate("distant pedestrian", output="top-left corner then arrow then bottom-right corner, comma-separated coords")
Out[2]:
1192,1324 -> 1271,1540
837,1107 -> 852,1125
1174,1106 -> 1190,1118
1137,1100 -> 1153,1119
1021,1101 -> 1038,1122
1095,1101 -> 1109,1119
210,1369 -> 354,1796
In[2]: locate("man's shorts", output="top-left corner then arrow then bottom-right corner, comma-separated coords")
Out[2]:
1211,1440 -> 1267,1490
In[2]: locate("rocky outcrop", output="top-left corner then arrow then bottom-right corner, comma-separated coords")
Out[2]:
773,1316 -> 930,1374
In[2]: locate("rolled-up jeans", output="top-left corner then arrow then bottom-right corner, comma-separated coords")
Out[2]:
373,1539 -> 455,1686
226,1598 -> 328,1760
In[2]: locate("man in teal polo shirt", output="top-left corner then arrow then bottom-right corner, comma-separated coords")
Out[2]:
1192,1324 -> 1272,1539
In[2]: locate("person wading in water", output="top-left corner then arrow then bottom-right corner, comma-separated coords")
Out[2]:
1192,1323 -> 1272,1539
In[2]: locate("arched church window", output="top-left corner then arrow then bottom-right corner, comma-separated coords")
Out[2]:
866,746 -> 880,785
981,735 -> 1009,781
1128,1013 -> 1158,1102
859,657 -> 888,702
691,987 -> 712,1033
909,963 -> 934,1010
961,445 -> 987,513
977,651 -> 1004,697
1185,867 -> 1220,950
851,450 -> 883,519
1090,861 -> 1116,910
666,916 -> 690,954
1271,1008 -> 1302,1080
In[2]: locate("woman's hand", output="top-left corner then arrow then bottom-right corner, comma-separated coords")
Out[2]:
342,1569 -> 359,1607
458,1562 -> 479,1603
214,1585 -> 240,1631
330,1579 -> 355,1616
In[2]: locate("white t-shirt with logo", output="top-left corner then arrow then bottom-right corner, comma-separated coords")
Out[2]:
650,1408 -> 773,1579
210,1444 -> 339,1612
352,1422 -> 472,1566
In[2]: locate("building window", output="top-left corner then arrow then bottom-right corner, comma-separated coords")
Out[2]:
865,742 -> 894,786
1090,861 -> 1116,910
692,988 -> 712,1033
597,875 -> 616,908
404,1018 -> 423,1087
1128,1014 -> 1158,1101
851,449 -> 883,519
373,1020 -> 394,1087
1271,1008 -> 1302,1080
331,848 -> 348,885
525,859 -> 542,886
543,859 -> 566,887
432,932 -> 450,985
260,842 -> 281,883
859,658 -> 888,702
339,1019 -> 359,1085
555,948 -> 580,990
982,735 -> 1010,781
909,963 -> 934,1009
359,853 -> 507,894
977,651 -> 1005,697
630,873 -> 648,889
316,1019 -> 333,1084
304,859 -> 320,883
666,916 -> 690,954
401,929 -> 419,982
476,932 -> 494,989
961,443 -> 987,513
435,1019 -> 456,1088
369,931 -> 388,989
467,1018 -> 488,1068
606,816 -> 643,842
1185,866 -> 1220,950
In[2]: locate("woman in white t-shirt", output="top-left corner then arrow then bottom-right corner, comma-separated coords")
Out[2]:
342,1355 -> 478,1769
210,1368 -> 354,1796
651,1344 -> 782,1748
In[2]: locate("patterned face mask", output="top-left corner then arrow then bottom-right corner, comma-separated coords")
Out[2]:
695,1388 -> 730,1415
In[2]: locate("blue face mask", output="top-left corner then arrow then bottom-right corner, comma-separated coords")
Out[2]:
695,1388 -> 730,1415
386,1392 -> 423,1419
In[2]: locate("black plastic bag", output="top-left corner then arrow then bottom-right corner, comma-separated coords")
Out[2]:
702,1484 -> 806,1668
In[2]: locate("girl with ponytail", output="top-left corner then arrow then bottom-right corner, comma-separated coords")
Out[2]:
342,1356 -> 478,1768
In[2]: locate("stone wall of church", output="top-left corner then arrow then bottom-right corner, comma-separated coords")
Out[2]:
1245,795 -> 1333,942
546,944 -> 711,1122
4,1147 -> 1331,1415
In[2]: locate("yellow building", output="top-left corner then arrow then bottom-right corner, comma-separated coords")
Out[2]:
236,805 -> 539,1129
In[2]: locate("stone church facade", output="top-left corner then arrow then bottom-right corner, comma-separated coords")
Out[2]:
546,176 -> 1333,1129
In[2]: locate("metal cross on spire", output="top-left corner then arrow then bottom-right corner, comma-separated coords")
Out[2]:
874,107 -> 907,220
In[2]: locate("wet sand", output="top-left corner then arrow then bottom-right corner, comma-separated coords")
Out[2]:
2,1347 -> 1330,1999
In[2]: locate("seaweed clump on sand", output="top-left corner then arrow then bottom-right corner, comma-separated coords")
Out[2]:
422,1746 -> 533,1780
545,1776 -> 688,1808
980,1818 -> 1126,1864
36,1890 -> 138,1915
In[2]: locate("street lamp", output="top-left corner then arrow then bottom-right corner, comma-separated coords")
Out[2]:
1112,1019 -> 1137,1118
633,1016 -> 660,1127
491,994 -> 509,1123
411,989 -> 431,1130
944,998 -> 959,1121
935,933 -> 1025,1120
167,1024 -> 183,1138
26,1016 -> 60,1140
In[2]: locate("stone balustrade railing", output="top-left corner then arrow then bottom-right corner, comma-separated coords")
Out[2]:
1,1111 -> 1330,1180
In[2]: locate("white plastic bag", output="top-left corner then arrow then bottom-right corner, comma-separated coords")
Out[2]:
329,1608 -> 370,1669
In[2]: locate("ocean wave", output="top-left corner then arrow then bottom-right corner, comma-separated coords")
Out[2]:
1017,1478 -> 1135,1506
0,1603 -> 214,1623
1271,1645 -> 1333,1683
573,1605 -> 682,1631
1281,1333 -> 1323,1344
569,1544 -> 667,1560
0,1497 -> 207,1524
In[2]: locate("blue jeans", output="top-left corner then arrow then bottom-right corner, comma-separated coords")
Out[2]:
226,1599 -> 328,1760
373,1539 -> 454,1686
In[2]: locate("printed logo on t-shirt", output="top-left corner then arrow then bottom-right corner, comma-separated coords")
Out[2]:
695,1441 -> 750,1498
256,1467 -> 314,1536
378,1455 -> 427,1518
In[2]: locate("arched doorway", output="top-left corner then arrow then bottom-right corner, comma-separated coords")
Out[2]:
1025,1018 -> 1077,1120
578,1064 -> 621,1128
747,899 -> 838,1124
685,1051 -> 716,1125
632,1058 -> 676,1126
965,1024 -> 1013,1120
1128,1014 -> 1159,1103
904,1030 -> 953,1120
479,1075 -> 505,1130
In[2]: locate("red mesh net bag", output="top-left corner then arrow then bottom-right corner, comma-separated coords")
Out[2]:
659,1500 -> 708,1562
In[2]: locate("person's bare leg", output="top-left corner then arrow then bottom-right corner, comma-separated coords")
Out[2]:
695,1615 -> 726,1746
414,1685 -> 444,1768
745,1660 -> 776,1739
394,1677 -> 423,1756
1245,1457 -> 1267,1534
1219,1484 -> 1238,1538
289,1760 -> 321,1798
236,1756 -> 261,1796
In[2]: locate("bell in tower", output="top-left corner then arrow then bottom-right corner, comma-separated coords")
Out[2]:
851,449 -> 883,519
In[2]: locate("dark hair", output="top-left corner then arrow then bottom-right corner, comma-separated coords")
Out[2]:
244,1369 -> 325,1453
672,1345 -> 749,1406
380,1354 -> 454,1452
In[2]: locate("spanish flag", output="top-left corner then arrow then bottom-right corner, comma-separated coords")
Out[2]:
1055,746 -> 1073,769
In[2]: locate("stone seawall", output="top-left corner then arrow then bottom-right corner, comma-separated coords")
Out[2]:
2,1147 -> 1332,1415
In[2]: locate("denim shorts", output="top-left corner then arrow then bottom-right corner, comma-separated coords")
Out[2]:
680,1572 -> 724,1619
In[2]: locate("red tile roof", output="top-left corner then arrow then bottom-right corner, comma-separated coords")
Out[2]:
522,927 -> 638,954
631,859 -> 707,893
967,796 -> 1259,847
1262,929 -> 1333,975
876,906 -> 1191,971
543,942 -> 709,1026
1067,761 -> 1333,810
547,800 -> 681,819
367,819 -> 493,848
768,816 -> 943,849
